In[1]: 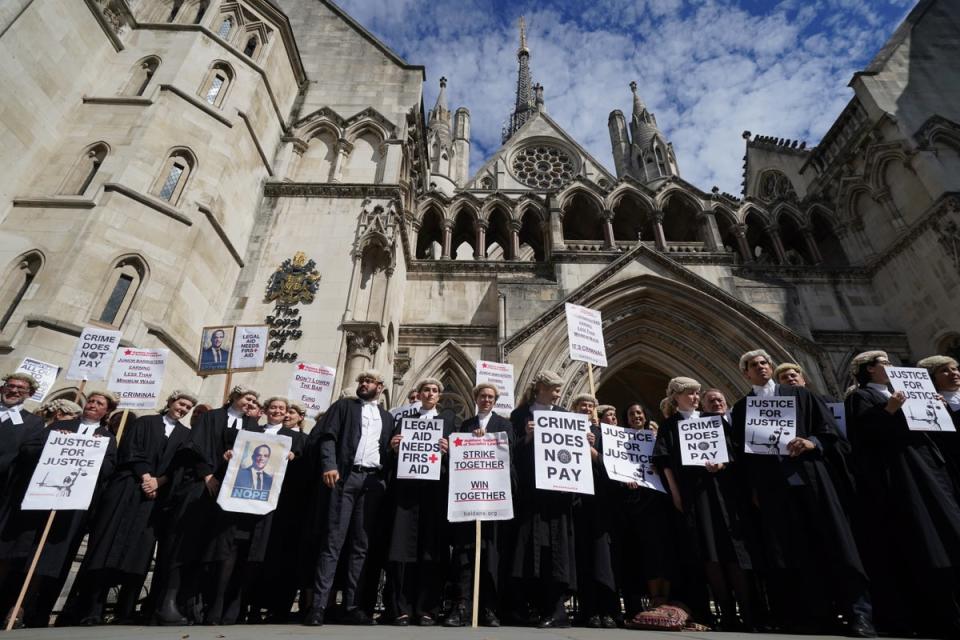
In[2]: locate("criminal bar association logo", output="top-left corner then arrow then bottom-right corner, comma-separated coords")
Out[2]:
265,251 -> 321,305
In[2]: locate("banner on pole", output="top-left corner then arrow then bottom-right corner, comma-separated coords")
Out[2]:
475,360 -> 516,415
15,358 -> 60,403
826,402 -> 847,437
397,417 -> 444,480
564,303 -> 607,368
218,430 -> 292,515
447,431 -> 513,522
66,327 -> 121,382
744,396 -> 796,455
600,425 -> 664,493
287,363 -> 336,418
678,415 -> 729,466
533,410 -> 593,495
230,325 -> 268,371
107,348 -> 168,410
21,431 -> 109,511
887,366 -> 956,432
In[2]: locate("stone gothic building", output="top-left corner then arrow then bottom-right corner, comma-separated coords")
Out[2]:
0,0 -> 958,421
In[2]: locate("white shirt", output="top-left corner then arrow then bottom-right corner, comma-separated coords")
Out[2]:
263,423 -> 282,435
678,409 -> 700,420
531,402 -> 552,412
354,401 -> 383,468
867,382 -> 892,399
419,407 -> 439,419
162,414 -> 177,438
0,403 -> 24,425
477,411 -> 492,431
78,419 -> 100,436
226,407 -> 245,429
943,390 -> 960,411
752,379 -> 777,398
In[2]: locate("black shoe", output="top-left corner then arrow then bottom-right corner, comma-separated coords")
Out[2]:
443,608 -> 465,627
586,614 -> 602,628
153,598 -> 187,626
538,616 -> 571,629
602,615 -> 618,629
391,615 -> 410,626
418,614 -> 436,626
481,609 -> 500,627
848,614 -> 877,638
342,608 -> 375,626
302,607 -> 324,627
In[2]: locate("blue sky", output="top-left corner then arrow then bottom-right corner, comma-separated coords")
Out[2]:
336,0 -> 916,194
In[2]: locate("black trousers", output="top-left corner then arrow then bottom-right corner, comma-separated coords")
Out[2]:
312,469 -> 384,610
387,560 -> 443,618
450,544 -> 497,613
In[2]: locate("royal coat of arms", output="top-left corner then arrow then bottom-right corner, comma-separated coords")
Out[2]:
265,252 -> 321,304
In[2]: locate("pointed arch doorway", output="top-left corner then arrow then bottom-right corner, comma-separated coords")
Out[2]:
595,361 -> 671,422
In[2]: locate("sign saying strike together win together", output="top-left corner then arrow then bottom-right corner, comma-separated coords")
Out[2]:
533,410 -> 594,495
447,432 -> 513,522
397,417 -> 444,480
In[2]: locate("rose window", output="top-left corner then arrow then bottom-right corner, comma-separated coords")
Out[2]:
510,145 -> 576,189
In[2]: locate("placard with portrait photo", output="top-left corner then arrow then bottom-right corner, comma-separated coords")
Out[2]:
197,325 -> 233,374
217,430 -> 292,515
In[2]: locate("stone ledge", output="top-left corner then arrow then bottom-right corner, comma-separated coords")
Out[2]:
263,182 -> 403,199
82,95 -> 153,106
12,196 -> 97,209
144,321 -> 196,368
237,110 -> 273,176
158,84 -> 233,128
198,205 -> 244,268
103,183 -> 193,226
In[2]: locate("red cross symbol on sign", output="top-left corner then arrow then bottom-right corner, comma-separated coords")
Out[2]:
429,454 -> 438,464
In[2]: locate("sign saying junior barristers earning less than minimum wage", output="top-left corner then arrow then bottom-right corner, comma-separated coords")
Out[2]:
565,303 -> 608,368
107,348 -> 168,411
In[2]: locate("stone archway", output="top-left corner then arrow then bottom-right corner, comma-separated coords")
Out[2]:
595,361 -> 670,422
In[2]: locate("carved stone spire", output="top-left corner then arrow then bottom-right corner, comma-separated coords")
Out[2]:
502,16 -> 537,143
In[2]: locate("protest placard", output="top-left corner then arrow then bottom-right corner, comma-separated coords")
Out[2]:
533,410 -> 593,495
475,360 -> 516,415
887,366 -> 956,432
397,417 -> 444,480
218,430 -> 292,515
287,362 -> 336,418
744,396 -> 796,455
230,325 -> 268,371
390,401 -> 421,420
826,402 -> 847,437
21,431 -> 110,511
678,415 -> 729,466
15,357 -> 59,403
66,327 -> 121,382
107,348 -> 167,410
600,425 -> 664,493
447,431 -> 513,522
565,303 -> 607,368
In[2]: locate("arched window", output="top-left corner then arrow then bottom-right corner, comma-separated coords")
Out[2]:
217,16 -> 233,39
655,146 -> 667,175
416,208 -> 444,259
167,0 -> 183,22
199,61 -> 233,108
152,149 -> 196,204
758,170 -> 797,201
60,143 -> 108,196
517,209 -> 545,261
611,193 -> 655,241
296,129 -> 337,182
0,252 -> 42,332
342,131 -> 383,183
243,36 -> 258,58
191,0 -> 208,23
96,257 -> 146,327
122,56 -> 160,97
562,193 -> 604,241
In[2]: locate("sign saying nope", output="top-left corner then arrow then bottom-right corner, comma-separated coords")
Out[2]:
533,411 -> 593,495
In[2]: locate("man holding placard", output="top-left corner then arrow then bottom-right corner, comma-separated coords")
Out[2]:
730,350 -> 875,638
845,351 -> 960,636
443,382 -> 514,628
386,378 -> 453,626
0,374 -> 46,497
509,370 -> 578,629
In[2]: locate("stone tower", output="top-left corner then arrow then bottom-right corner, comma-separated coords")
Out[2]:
427,77 -> 470,189
502,16 -> 537,143
609,81 -> 679,183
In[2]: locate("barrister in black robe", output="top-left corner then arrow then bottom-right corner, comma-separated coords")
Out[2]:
60,391 -> 196,624
918,355 -> 960,480
0,391 -> 118,627
385,377 -> 454,625
302,370 -> 393,627
443,382 -> 514,627
730,350 -> 875,638
846,351 -> 960,636
508,370 -> 576,628
151,385 -> 261,625
610,402 -> 676,619
654,378 -> 755,630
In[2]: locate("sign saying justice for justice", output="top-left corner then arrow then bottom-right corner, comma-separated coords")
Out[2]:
397,417 -> 444,480
677,415 -> 730,466
21,432 -> 109,511
600,425 -> 664,493
887,366 -> 956,432
447,432 -> 513,522
744,397 -> 797,455
533,410 -> 594,495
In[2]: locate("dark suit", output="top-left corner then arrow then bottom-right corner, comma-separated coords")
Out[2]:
235,465 -> 272,492
308,397 -> 393,613
198,347 -> 230,371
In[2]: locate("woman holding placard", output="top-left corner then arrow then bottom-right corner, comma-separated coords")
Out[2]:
653,377 -> 755,631
845,351 -> 960,637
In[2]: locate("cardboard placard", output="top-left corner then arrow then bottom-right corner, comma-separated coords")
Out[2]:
21,431 -> 109,511
678,415 -> 729,466
533,410 -> 594,495
397,417 -> 444,480
600,425 -> 665,493
66,327 -> 121,382
447,431 -> 514,522
218,430 -> 292,515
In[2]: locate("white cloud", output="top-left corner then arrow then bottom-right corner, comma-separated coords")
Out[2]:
335,0 -> 916,194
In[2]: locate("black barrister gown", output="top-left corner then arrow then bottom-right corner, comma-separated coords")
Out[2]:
508,403 -> 577,589
573,424 -> 616,613
653,413 -> 753,568
0,420 -> 117,579
846,388 -> 960,570
730,385 -> 864,576
0,408 -> 46,538
80,414 -> 191,576
447,413 -> 516,598
387,413 -> 456,563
